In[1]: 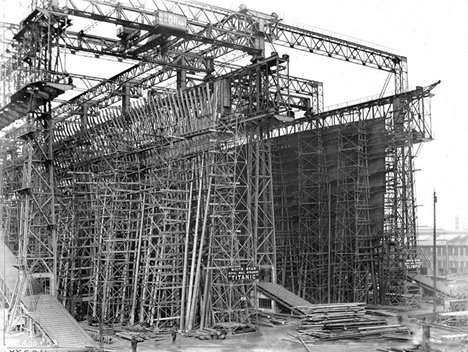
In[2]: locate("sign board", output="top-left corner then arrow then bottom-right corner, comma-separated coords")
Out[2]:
405,258 -> 422,269
227,265 -> 259,282
154,11 -> 187,32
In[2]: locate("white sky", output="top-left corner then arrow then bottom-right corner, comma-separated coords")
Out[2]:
2,0 -> 467,230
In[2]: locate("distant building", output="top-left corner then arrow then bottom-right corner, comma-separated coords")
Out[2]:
417,226 -> 468,275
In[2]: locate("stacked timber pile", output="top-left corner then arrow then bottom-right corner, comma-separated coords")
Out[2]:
295,303 -> 411,343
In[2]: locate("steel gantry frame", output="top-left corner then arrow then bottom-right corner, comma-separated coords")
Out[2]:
0,0 -> 438,335
0,4 -> 72,300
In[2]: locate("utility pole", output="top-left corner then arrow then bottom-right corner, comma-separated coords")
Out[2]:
432,190 -> 437,317
2,236 -> 5,347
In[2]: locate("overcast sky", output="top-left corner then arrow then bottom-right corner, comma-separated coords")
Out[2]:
2,0 -> 467,230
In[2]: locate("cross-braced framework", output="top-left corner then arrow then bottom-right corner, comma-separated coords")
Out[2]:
381,94 -> 430,305
56,171 -> 97,314
208,114 -> 256,327
250,131 -> 276,282
138,160 -> 190,326
332,122 -> 374,303
296,118 -> 328,302
0,0 -> 438,337
0,138 -> 22,251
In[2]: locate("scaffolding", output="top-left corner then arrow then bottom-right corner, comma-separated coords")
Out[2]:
0,0 -> 438,338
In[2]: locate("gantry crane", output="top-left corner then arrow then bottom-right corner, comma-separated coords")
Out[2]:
0,0 -> 436,337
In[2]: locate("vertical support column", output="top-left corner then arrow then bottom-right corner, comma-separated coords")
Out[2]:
208,113 -> 256,328
394,57 -> 409,94
251,17 -> 265,62
392,59 -> 419,306
297,118 -> 328,302
138,158 -> 189,327
353,123 -> 373,302
45,107 -> 57,296
330,121 -> 374,303
334,124 -> 357,302
122,84 -> 131,112
177,70 -> 187,90
383,94 -> 419,305
14,109 -> 57,295
250,127 -> 276,283
0,138 -> 21,253
66,172 -> 96,318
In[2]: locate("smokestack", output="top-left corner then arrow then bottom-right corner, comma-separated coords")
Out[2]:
455,215 -> 460,230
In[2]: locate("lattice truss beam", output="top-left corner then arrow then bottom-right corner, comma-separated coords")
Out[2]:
3,0 -> 402,123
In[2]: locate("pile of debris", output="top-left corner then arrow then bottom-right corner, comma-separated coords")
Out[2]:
411,311 -> 468,334
436,311 -> 468,330
85,325 -> 116,344
84,323 -> 168,345
295,303 -> 411,343
186,327 -> 228,340
83,320 -> 258,344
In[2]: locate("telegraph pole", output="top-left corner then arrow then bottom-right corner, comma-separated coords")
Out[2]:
432,190 -> 437,317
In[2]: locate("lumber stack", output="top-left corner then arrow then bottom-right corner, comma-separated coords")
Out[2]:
296,303 -> 411,342
299,302 -> 366,322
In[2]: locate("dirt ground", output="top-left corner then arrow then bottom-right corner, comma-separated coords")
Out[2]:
98,308 -> 468,352
106,321 -> 467,352
2,304 -> 468,352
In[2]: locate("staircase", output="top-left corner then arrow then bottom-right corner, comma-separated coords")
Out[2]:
0,240 -> 96,348
22,294 -> 96,348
